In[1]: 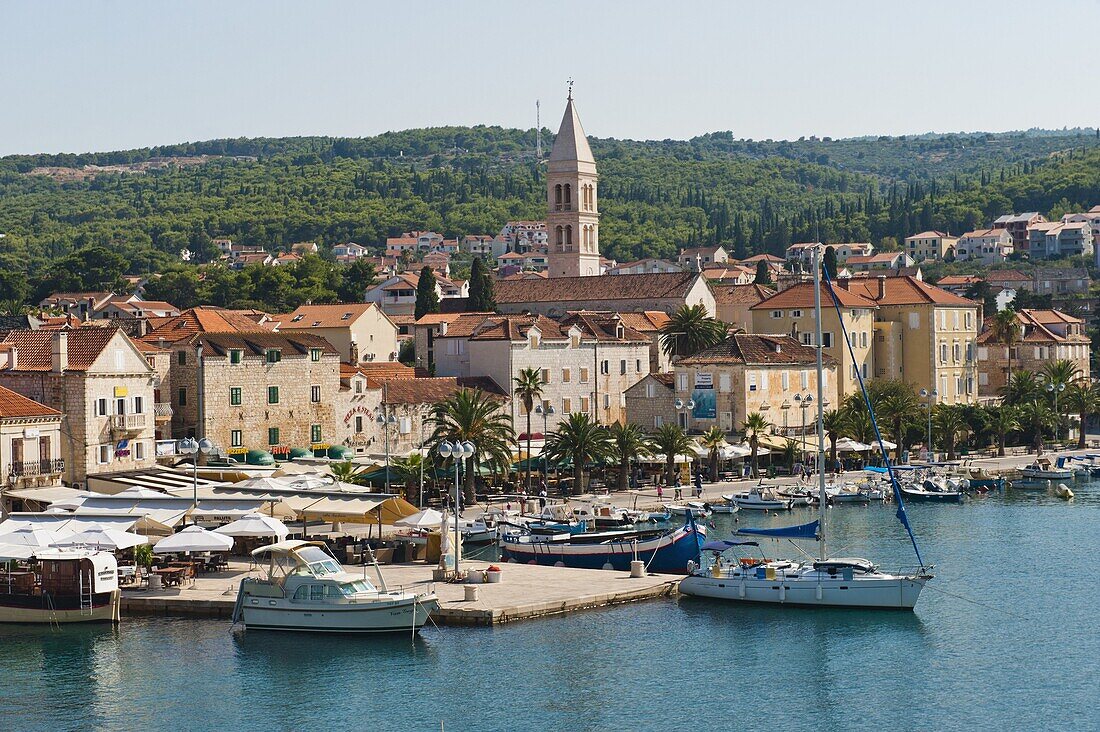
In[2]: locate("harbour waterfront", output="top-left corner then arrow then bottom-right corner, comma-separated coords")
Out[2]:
2,483 -> 1099,731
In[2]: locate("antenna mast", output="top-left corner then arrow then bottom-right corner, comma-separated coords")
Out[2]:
536,99 -> 542,159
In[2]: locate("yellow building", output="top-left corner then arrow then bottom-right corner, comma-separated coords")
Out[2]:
840,276 -> 980,405
750,283 -> 877,401
904,231 -> 958,261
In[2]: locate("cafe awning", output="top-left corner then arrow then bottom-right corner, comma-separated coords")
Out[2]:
295,495 -> 419,524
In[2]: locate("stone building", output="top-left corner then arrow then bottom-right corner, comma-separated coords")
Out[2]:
0,385 -> 64,493
711,283 -> 775,333
546,91 -> 601,278
624,373 -> 675,431
904,231 -> 958,262
0,327 -> 157,486
162,332 -> 341,458
494,270 -> 716,318
976,309 -> 1091,397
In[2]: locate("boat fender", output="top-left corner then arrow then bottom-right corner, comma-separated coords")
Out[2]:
686,560 -> 697,574
601,562 -> 614,571
816,583 -> 823,601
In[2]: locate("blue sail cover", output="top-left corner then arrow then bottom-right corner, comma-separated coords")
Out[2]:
701,539 -> 759,551
736,520 -> 819,540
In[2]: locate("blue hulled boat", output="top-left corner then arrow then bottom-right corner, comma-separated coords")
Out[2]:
500,519 -> 705,573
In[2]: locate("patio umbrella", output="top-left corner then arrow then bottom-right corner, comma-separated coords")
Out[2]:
0,544 -> 34,561
835,438 -> 872,452
394,508 -> 443,530
153,525 -> 234,553
1,527 -> 65,547
54,528 -> 150,551
213,513 -> 289,539
272,462 -> 321,477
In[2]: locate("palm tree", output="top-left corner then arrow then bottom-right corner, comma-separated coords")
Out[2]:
513,367 -> 544,494
390,453 -> 430,502
822,409 -> 849,472
1063,381 -> 1100,449
1002,371 -> 1043,406
741,412 -> 771,478
932,405 -> 968,460
544,413 -> 612,495
428,388 -> 515,504
991,309 -> 1021,382
781,438 -> 799,474
330,460 -> 369,485
984,405 -> 1020,457
659,304 -> 729,359
1043,359 -> 1081,441
699,426 -> 726,482
878,388 -> 921,460
651,424 -> 694,486
1017,400 -> 1056,455
606,422 -> 654,491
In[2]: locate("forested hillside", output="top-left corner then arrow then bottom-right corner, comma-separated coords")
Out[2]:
1,125 -> 1099,307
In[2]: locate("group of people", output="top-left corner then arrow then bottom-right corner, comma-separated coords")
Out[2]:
655,471 -> 706,502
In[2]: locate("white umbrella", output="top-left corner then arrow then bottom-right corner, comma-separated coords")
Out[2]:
1,527 -> 64,548
835,438 -> 872,452
153,525 -> 234,553
54,528 -> 150,551
0,544 -> 34,561
394,508 -> 443,530
877,439 -> 898,450
213,513 -> 289,539
231,476 -> 291,492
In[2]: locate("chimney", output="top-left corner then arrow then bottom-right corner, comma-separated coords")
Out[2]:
0,344 -> 16,370
835,276 -> 851,292
695,254 -> 702,273
51,331 -> 68,373
876,275 -> 887,300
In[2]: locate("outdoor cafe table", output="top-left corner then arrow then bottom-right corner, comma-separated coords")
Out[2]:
152,567 -> 186,587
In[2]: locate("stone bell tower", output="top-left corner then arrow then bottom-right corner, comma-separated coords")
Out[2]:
546,85 -> 601,278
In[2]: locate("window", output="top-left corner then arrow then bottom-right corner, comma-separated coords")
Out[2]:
861,363 -> 868,378
229,349 -> 243,364
748,372 -> 758,392
654,415 -> 664,428
266,349 -> 281,364
177,350 -> 187,365
719,373 -> 731,392
800,370 -> 809,389
952,311 -> 960,330
231,430 -> 243,447
230,387 -> 242,406
310,348 -> 322,362
781,371 -> 789,390
354,416 -> 364,433
791,310 -> 803,318
133,396 -> 144,414
801,332 -> 812,345
580,397 -> 590,413
646,383 -> 655,398
134,441 -> 145,460
677,373 -> 689,391
311,385 -> 321,403
562,368 -> 571,383
311,424 -> 322,443
98,445 -> 111,464
620,360 -> 627,375
540,369 -> 550,384
268,386 -> 279,404
964,312 -> 972,330
178,388 -> 187,407
939,344 -> 947,363
770,310 -> 783,319
268,427 -> 280,446
95,398 -> 108,417
908,312 -> 920,330
354,380 -> 363,394
953,343 -> 961,362
860,332 -> 868,349
580,368 -> 589,383
562,398 -> 572,413
636,359 -> 642,372
821,333 -> 833,348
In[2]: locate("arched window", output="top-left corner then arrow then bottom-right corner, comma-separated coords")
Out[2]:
563,184 -> 572,210
565,225 -> 573,249
556,225 -> 564,247
554,184 -> 562,211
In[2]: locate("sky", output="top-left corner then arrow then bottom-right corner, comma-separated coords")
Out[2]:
2,0 -> 1099,155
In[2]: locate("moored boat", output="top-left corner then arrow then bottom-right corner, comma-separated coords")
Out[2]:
0,548 -> 120,624
500,520 -> 705,573
233,540 -> 437,633
729,489 -> 793,511
1020,458 -> 1074,481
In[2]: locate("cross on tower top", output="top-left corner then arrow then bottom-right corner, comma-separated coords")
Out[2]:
567,79 -> 574,100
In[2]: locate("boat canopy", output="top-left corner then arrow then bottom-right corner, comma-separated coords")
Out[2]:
735,520 -> 819,540
33,548 -> 119,592
251,539 -> 327,558
701,539 -> 759,551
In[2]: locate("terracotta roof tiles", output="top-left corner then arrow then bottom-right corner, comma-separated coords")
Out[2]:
0,327 -> 122,371
752,282 -> 878,310
678,334 -> 834,367
0,385 -> 61,418
494,272 -> 702,305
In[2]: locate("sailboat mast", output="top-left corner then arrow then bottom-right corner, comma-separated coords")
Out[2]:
813,244 -> 827,561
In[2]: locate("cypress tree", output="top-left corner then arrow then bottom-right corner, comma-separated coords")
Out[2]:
414,266 -> 440,320
754,259 -> 772,285
467,257 -> 496,312
823,245 -> 838,280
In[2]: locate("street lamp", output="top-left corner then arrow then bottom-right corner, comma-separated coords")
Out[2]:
920,388 -> 938,461
177,436 -> 213,525
673,398 -> 695,484
535,403 -> 556,490
1047,382 -> 1066,441
796,394 -> 813,465
437,439 -> 475,576
377,409 -> 397,492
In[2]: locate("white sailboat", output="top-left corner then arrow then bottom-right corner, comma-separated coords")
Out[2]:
680,245 -> 932,610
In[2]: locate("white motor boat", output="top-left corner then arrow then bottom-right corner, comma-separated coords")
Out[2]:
729,489 -> 793,511
1020,458 -> 1074,481
233,540 -> 438,633
775,489 -> 814,507
664,502 -> 711,518
708,498 -> 740,514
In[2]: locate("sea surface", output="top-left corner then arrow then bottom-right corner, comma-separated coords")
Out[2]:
2,482 -> 1099,732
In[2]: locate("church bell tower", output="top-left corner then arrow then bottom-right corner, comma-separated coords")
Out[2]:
546,85 -> 601,278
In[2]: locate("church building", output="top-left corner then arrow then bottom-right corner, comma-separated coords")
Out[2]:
547,89 -> 601,278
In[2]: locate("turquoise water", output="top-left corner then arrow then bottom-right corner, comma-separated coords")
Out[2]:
2,485 -> 1099,732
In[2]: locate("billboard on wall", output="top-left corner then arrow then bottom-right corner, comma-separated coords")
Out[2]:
692,372 -> 716,419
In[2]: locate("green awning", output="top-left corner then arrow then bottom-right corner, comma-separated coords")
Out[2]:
246,449 -> 275,466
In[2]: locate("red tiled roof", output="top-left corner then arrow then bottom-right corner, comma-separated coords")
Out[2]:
0,385 -> 60,418
195,332 -> 339,357
342,362 -> 427,389
142,307 -> 274,345
752,282 -> 877,310
711,283 -> 776,305
275,303 -> 385,329
0,327 -> 122,371
985,270 -> 1032,282
678,334 -> 834,366
495,272 -> 701,304
380,376 -> 506,405
842,276 -> 977,307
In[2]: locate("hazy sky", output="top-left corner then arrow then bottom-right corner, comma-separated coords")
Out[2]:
3,0 -> 1098,155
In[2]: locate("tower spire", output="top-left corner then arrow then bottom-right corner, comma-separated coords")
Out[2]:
567,78 -> 574,101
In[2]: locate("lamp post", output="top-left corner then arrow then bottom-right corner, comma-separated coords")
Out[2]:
176,436 -> 213,525
796,394 -> 813,465
535,403 -> 556,490
437,440 -> 475,576
377,408 -> 397,493
673,398 -> 695,484
920,388 -> 938,461
1047,382 -> 1066,441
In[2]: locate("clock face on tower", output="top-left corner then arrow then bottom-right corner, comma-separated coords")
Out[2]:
547,92 -> 600,278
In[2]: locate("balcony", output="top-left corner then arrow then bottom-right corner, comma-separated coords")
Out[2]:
154,402 -> 173,421
9,459 -> 65,479
110,413 -> 147,435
